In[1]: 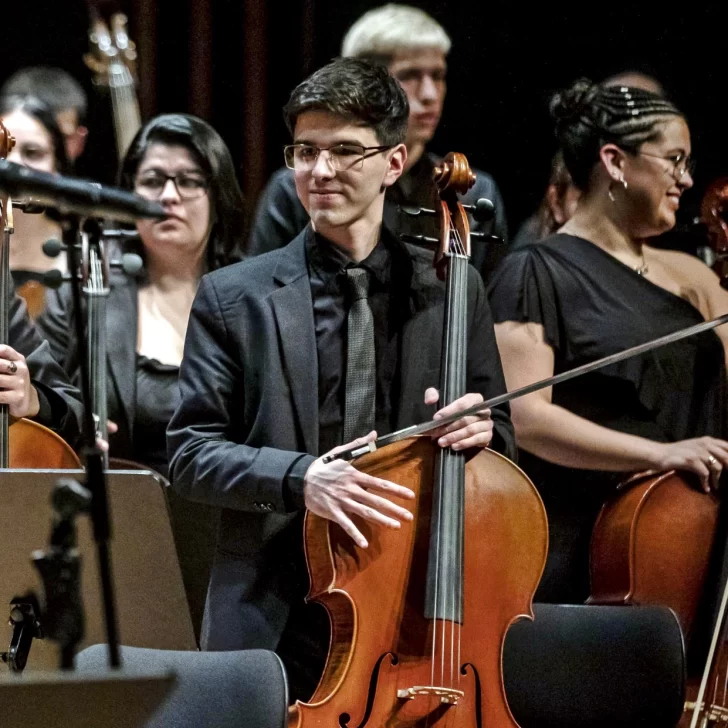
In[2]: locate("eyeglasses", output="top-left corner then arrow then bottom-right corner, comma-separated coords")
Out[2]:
637,152 -> 696,182
283,143 -> 395,172
134,171 -> 210,200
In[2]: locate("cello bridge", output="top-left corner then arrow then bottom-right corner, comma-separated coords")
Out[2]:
396,686 -> 464,705
685,701 -> 728,723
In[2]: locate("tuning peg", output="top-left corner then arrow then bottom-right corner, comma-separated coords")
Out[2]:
42,238 -> 64,258
470,232 -> 504,244
101,229 -> 140,240
12,198 -> 47,214
42,269 -> 70,289
400,233 -> 439,246
462,198 -> 495,223
400,205 -> 437,217
110,253 -> 144,277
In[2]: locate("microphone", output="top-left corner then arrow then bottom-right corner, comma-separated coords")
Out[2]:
0,160 -> 166,224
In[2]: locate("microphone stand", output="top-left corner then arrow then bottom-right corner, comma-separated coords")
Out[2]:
58,213 -> 121,669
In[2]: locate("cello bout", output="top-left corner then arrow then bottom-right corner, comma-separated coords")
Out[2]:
290,438 -> 547,728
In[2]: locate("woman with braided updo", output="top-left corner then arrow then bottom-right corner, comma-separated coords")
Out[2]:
489,78 -> 728,603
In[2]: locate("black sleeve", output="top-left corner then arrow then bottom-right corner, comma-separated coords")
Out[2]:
466,266 -> 517,461
34,284 -> 78,375
246,168 -> 310,257
9,290 -> 83,447
167,275 -> 316,513
487,246 -> 562,352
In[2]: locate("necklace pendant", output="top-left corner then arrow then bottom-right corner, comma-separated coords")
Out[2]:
635,264 -> 649,276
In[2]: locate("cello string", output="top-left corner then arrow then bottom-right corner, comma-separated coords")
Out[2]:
449,213 -> 461,689
450,217 -> 467,687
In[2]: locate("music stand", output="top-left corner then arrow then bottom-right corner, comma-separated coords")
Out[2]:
0,469 -> 196,670
0,669 -> 175,728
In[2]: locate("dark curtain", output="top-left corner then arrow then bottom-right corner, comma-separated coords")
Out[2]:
0,1 -> 726,234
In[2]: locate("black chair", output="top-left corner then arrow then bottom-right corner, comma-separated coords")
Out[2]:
503,604 -> 685,728
76,646 -> 288,728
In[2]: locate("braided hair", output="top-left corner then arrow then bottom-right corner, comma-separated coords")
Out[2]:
550,78 -> 683,190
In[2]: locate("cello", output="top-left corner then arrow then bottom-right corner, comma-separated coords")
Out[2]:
290,153 -> 548,728
587,177 -> 728,724
0,121 -> 80,468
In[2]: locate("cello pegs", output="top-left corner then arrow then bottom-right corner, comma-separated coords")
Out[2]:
400,198 -> 495,223
101,229 -> 140,240
470,232 -> 504,244
400,233 -> 439,246
462,198 -> 495,223
399,205 -> 437,217
110,253 -> 144,277
42,269 -> 71,289
42,238 -> 65,258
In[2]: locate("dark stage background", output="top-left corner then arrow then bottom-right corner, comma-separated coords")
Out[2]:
1,1 -> 725,239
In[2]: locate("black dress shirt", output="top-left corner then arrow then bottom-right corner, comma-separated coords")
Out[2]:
307,230 -> 411,454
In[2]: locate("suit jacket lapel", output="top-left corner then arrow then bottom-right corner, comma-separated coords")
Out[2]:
270,229 -> 319,455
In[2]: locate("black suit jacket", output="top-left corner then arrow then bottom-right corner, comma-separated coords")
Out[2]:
246,153 -> 509,283
8,288 -> 83,446
167,226 -> 515,651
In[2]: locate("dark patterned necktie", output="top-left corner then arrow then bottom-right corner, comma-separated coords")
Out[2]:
343,267 -> 376,442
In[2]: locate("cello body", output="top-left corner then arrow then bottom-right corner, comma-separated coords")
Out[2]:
589,469 -> 720,642
291,437 -> 547,728
9,418 -> 81,469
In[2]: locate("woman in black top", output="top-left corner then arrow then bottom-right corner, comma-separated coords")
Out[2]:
37,113 -> 245,634
489,79 -> 728,604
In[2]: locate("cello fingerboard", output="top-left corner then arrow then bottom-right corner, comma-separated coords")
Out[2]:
424,253 -> 469,623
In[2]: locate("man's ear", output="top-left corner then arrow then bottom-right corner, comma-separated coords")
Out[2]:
599,143 -> 627,183
382,143 -> 407,189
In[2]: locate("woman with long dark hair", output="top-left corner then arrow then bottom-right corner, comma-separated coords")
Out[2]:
37,113 -> 245,634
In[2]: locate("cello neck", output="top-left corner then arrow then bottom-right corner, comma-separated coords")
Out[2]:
0,121 -> 16,468
424,153 -> 475,625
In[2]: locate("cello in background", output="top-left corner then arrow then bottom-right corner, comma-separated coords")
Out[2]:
589,176 -> 728,726
0,121 -> 80,468
290,154 -> 547,728
701,178 -> 728,280
84,7 -> 141,161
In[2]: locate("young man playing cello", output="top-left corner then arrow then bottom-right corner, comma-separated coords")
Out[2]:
167,57 -> 514,701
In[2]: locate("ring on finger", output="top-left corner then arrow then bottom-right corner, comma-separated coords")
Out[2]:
7,361 -> 17,375
709,455 -> 719,469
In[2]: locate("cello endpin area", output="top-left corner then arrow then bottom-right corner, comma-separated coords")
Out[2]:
396,686 -> 465,705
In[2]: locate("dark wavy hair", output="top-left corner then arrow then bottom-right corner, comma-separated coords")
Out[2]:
550,78 -> 683,190
119,114 -> 245,269
283,57 -> 409,145
0,94 -> 70,174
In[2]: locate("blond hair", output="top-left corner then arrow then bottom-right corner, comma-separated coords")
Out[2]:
341,4 -> 451,59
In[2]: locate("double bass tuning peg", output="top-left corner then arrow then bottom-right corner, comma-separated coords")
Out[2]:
399,197 -> 496,223
110,253 -> 144,277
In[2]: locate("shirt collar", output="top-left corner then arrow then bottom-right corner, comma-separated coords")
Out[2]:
307,229 -> 393,287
